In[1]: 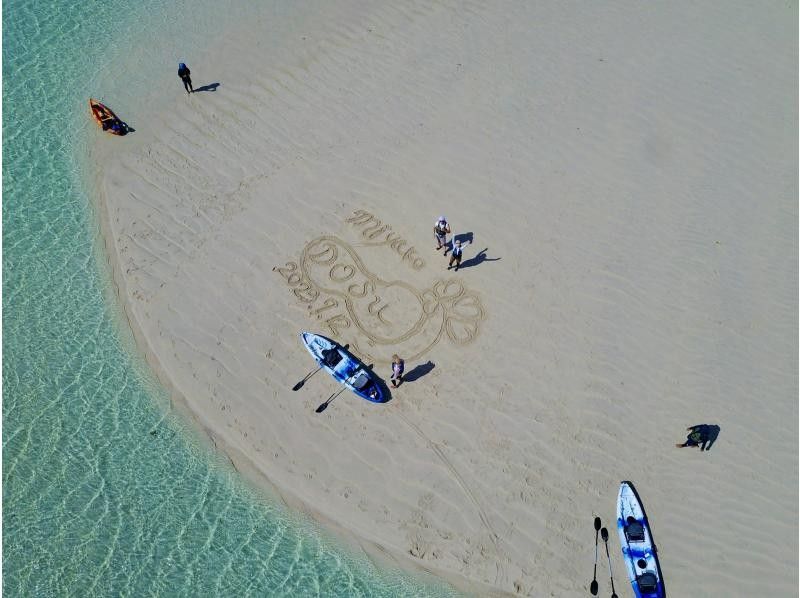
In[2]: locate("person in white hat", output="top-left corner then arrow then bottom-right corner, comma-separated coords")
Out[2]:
433,216 -> 451,252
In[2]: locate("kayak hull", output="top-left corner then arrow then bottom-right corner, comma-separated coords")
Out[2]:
301,332 -> 386,403
617,481 -> 666,598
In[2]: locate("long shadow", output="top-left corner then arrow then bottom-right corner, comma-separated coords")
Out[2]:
402,360 -> 435,383
703,424 -> 721,450
193,82 -> 220,93
458,247 -> 501,270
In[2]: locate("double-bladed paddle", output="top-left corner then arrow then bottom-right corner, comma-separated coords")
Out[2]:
600,527 -> 618,598
591,516 -> 601,595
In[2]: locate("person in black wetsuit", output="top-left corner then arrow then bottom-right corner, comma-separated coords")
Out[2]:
178,62 -> 193,94
676,424 -> 719,451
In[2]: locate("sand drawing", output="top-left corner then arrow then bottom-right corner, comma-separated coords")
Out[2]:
345,209 -> 425,270
273,235 -> 485,363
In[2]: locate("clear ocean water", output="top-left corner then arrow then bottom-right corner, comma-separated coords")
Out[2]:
2,1 -> 461,595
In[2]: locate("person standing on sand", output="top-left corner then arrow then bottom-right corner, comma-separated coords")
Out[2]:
447,237 -> 471,272
390,354 -> 404,388
434,216 -> 451,252
178,62 -> 193,94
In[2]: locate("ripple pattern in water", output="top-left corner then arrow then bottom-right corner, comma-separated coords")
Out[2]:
2,1 -> 461,595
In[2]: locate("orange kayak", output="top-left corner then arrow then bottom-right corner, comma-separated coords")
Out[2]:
89,98 -> 126,136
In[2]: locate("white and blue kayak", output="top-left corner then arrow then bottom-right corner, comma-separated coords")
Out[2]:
300,332 -> 386,403
617,481 -> 666,598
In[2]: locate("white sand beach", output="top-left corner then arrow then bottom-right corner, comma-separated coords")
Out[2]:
90,2 -> 797,595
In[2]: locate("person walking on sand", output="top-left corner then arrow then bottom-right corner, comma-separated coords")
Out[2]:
390,354 -> 404,388
447,237 -> 471,272
434,216 -> 451,252
178,62 -> 193,94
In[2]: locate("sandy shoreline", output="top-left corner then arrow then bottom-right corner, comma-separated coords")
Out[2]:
90,2 -> 797,595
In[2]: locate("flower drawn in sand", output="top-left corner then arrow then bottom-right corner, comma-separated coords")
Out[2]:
421,279 -> 485,345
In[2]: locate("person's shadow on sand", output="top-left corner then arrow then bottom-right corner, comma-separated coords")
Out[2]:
676,424 -> 720,451
194,82 -> 220,93
458,247 -> 501,270
402,361 -> 435,383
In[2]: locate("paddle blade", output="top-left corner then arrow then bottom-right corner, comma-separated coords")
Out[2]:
292,380 -> 305,391
601,527 -> 609,542
594,516 -> 601,531
315,402 -> 328,413
590,580 -> 598,595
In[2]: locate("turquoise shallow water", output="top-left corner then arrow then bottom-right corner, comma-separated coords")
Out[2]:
2,1 -> 461,596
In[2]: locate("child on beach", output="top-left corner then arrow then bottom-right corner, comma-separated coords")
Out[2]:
447,237 -> 471,272
390,354 -> 404,388
178,62 -> 193,94
434,216 -> 451,252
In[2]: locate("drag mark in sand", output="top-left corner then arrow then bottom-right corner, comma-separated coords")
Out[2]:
396,410 -> 499,541
393,408 -> 509,585
273,235 -> 485,363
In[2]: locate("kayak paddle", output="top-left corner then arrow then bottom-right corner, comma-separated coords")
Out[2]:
601,527 -> 618,598
315,387 -> 345,413
591,516 -> 601,595
292,365 -> 322,391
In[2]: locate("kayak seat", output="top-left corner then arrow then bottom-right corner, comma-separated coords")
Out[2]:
322,348 -> 342,368
625,520 -> 645,542
351,370 -> 370,390
637,572 -> 658,592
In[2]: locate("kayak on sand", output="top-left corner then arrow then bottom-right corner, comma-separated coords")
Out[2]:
300,332 -> 386,403
617,481 -> 666,598
89,98 -> 129,136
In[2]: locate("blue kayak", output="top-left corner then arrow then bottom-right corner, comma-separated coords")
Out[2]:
617,481 -> 666,598
300,332 -> 386,403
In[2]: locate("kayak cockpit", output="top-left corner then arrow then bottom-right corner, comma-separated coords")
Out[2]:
624,517 -> 645,542
322,347 -> 343,368
350,370 -> 371,390
637,572 -> 658,593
